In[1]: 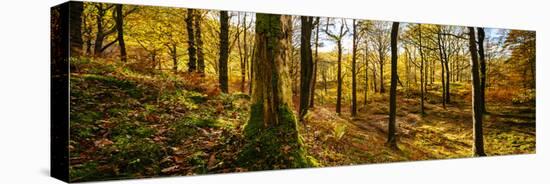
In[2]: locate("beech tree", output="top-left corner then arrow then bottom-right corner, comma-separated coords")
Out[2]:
387,22 -> 400,148
467,27 -> 486,156
218,11 -> 229,93
351,19 -> 359,117
115,4 -> 126,62
240,13 -> 311,169
186,9 -> 197,72
299,16 -> 315,119
325,18 -> 348,114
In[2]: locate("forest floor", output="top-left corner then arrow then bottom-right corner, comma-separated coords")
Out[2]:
68,59 -> 535,182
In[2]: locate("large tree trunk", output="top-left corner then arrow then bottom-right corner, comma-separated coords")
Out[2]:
240,13 -> 310,169
468,27 -> 486,157
195,11 -> 205,73
351,20 -> 358,117
115,4 -> 126,62
218,11 -> 229,93
69,1 -> 83,57
477,28 -> 487,113
387,22 -> 399,148
186,9 -> 197,72
299,16 -> 314,119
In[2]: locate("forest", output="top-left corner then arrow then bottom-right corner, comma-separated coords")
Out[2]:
53,1 -> 536,182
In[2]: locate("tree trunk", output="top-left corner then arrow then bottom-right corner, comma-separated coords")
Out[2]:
218,11 -> 230,93
299,16 -> 314,120
69,1 -> 83,57
240,13 -> 310,169
351,19 -> 358,117
379,54 -> 385,93
418,24 -> 425,115
336,40 -> 343,114
309,17 -> 320,108
171,45 -> 178,73
468,27 -> 486,157
373,62 -> 378,93
195,11 -> 205,73
437,29 -> 446,109
477,28 -> 487,113
93,4 -> 105,57
388,22 -> 399,148
364,40 -> 369,106
115,4 -> 126,62
240,13 -> 249,93
186,9 -> 197,72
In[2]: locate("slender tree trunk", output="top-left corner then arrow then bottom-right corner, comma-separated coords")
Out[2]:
115,4 -> 126,62
373,62 -> 378,92
379,55 -> 385,93
171,44 -> 178,73
299,16 -> 314,120
477,28 -> 487,113
195,11 -> 205,73
309,17 -> 320,108
437,29 -> 446,109
418,24 -> 425,114
468,27 -> 486,157
240,13 -> 249,93
241,13 -> 309,169
351,19 -> 358,117
364,40 -> 369,106
186,9 -> 197,72
218,11 -> 230,93
93,5 -> 105,57
388,22 -> 400,148
336,40 -> 343,114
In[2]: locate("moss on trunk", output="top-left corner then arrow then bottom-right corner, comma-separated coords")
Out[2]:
238,103 -> 316,170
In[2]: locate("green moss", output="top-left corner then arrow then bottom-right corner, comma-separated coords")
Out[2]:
238,103 -> 312,170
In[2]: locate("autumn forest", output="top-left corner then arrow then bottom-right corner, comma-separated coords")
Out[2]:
52,1 -> 536,182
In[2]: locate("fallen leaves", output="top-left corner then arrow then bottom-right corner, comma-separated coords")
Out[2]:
94,138 -> 114,148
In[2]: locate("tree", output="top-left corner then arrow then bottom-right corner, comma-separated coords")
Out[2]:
504,30 -> 536,88
418,25 -> 426,114
368,22 -> 391,93
477,28 -> 487,113
237,13 -> 253,93
195,10 -> 206,73
93,3 -> 118,57
351,19 -> 359,117
467,27 -> 486,156
185,9 -> 197,72
437,26 -> 447,108
69,1 -> 84,56
299,16 -> 315,119
218,11 -> 229,93
240,13 -> 310,169
115,4 -> 127,62
325,18 -> 348,114
387,22 -> 399,148
309,17 -> 321,108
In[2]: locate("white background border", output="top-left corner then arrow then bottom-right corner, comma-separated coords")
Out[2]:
0,0 -> 547,183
